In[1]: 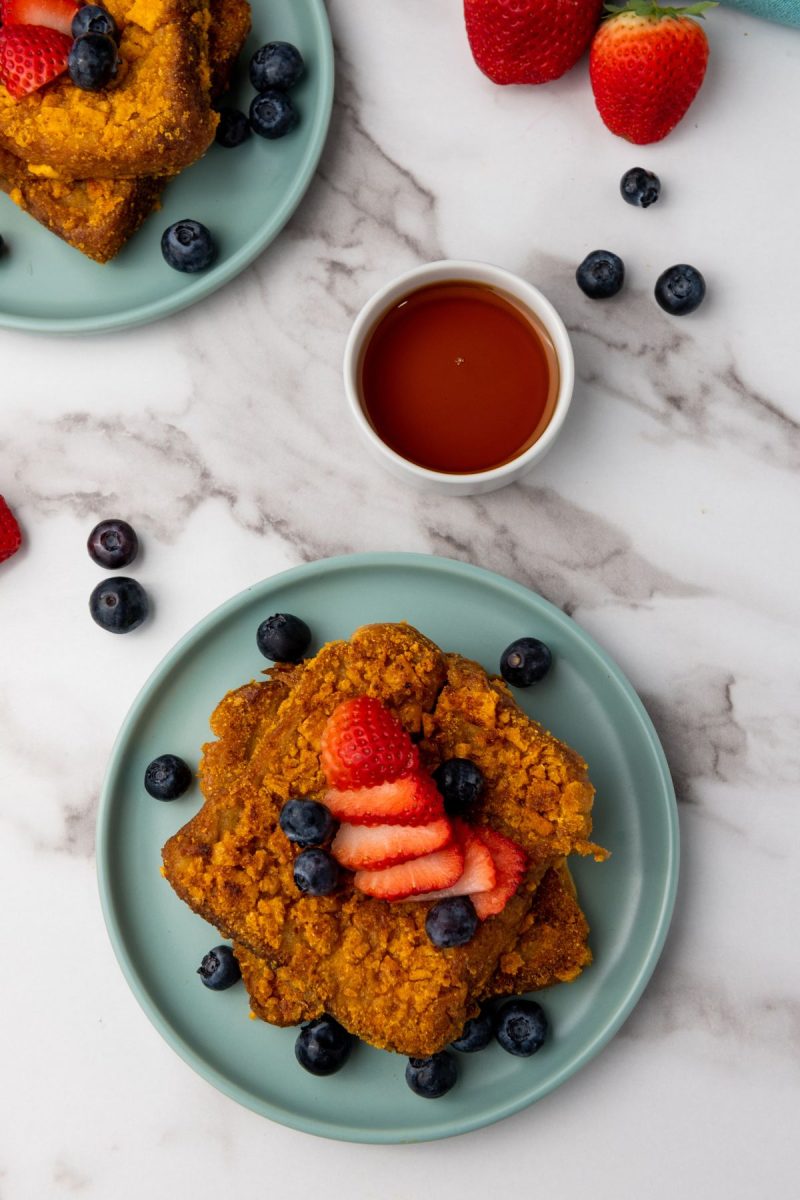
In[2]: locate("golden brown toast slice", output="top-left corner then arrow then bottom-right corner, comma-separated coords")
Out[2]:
162,624 -> 602,1056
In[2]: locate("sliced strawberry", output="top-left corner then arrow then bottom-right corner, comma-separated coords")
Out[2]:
471,827 -> 528,919
354,842 -> 465,901
0,24 -> 70,99
409,823 -> 496,902
1,0 -> 79,37
323,771 -> 444,827
0,496 -> 22,565
320,696 -> 418,790
331,817 -> 453,872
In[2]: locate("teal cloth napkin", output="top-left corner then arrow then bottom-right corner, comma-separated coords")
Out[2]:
721,0 -> 800,26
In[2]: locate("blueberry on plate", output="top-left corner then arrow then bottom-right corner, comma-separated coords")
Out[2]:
451,1009 -> 494,1053
405,1052 -> 458,1098
576,250 -> 625,299
654,264 -> 706,316
249,90 -> 298,139
197,945 -> 241,991
72,5 -> 120,42
293,848 -> 339,896
161,220 -> 216,273
620,167 -> 661,208
68,33 -> 118,91
87,518 -> 138,569
432,758 -> 484,816
426,896 -> 478,949
295,1015 -> 354,1076
144,754 -> 192,801
279,798 -> 336,847
215,107 -> 251,148
89,577 -> 148,634
494,998 -> 549,1057
500,637 -> 552,687
249,41 -> 304,92
256,612 -> 311,662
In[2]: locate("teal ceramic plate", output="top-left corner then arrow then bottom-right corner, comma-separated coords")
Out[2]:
0,0 -> 333,334
97,553 -> 678,1143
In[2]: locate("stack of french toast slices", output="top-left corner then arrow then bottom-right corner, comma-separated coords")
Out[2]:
162,623 -> 607,1058
0,0 -> 251,261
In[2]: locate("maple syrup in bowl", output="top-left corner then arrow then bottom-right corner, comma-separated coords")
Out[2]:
344,261 -> 574,495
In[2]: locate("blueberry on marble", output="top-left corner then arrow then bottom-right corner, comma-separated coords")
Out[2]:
144,754 -> 193,801
249,90 -> 298,139
68,33 -> 118,91
197,945 -> 241,991
293,848 -> 339,896
249,42 -> 304,92
295,1015 -> 354,1076
432,758 -> 484,816
620,167 -> 661,208
89,577 -> 148,634
405,1052 -> 458,1098
256,613 -> 311,662
576,250 -> 625,299
654,264 -> 706,316
451,1009 -> 494,1053
87,518 -> 138,569
72,5 -> 120,42
161,220 -> 216,273
215,107 -> 251,148
279,798 -> 336,847
425,896 -> 478,949
494,999 -> 548,1057
500,637 -> 552,687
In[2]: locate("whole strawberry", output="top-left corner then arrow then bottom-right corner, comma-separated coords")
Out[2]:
590,2 -> 715,144
464,0 -> 604,86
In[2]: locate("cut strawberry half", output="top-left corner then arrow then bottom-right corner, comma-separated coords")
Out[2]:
0,24 -> 70,99
0,496 -> 22,564
321,696 -> 419,790
323,771 -> 444,827
409,823 -> 496,902
354,842 -> 465,901
471,827 -> 528,920
331,817 -> 453,872
1,0 -> 79,37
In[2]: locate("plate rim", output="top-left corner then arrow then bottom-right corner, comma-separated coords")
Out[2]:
96,551 -> 679,1143
0,0 -> 334,336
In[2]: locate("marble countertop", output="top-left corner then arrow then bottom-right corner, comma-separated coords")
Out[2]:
2,2 -> 798,1196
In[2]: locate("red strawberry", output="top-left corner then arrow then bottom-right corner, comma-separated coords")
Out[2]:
0,24 -> 69,99
1,0 -> 79,37
471,827 -> 528,919
323,771 -> 444,827
464,0 -> 603,86
331,817 -> 453,872
589,2 -> 715,145
354,842 -> 465,901
409,823 -> 497,902
0,496 -> 22,564
320,696 -> 418,790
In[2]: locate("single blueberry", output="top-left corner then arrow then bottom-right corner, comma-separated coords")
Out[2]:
161,219 -> 216,273
256,613 -> 311,662
87,518 -> 138,569
293,848 -> 339,896
620,167 -> 661,208
279,798 -> 336,847
249,41 -> 305,92
295,1015 -> 354,1076
500,637 -> 552,687
0,233 -> 6,256
89,577 -> 148,634
425,896 -> 478,949
215,107 -> 251,148
68,33 -> 118,91
249,90 -> 298,139
451,1009 -> 494,1053
432,758 -> 484,816
144,754 -> 193,801
197,945 -> 241,991
494,998 -> 549,1057
576,250 -> 625,300
654,264 -> 706,316
405,1052 -> 458,1098
72,5 -> 119,42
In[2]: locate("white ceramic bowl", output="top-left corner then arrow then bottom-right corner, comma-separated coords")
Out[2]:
343,260 -> 575,496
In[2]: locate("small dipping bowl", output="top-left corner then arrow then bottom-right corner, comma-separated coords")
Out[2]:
343,260 -> 575,496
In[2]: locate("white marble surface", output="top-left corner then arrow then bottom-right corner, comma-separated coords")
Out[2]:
2,1 -> 799,1196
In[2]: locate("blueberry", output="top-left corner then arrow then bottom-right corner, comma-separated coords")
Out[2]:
654,264 -> 706,316
405,1052 -> 458,1099
72,5 -> 119,41
249,41 -> 305,92
279,798 -> 336,847
197,945 -> 241,991
89,577 -> 148,634
144,754 -> 192,801
68,33 -> 118,91
425,896 -> 478,949
576,250 -> 625,299
494,998 -> 548,1057
432,758 -> 484,816
451,1009 -> 493,1053
500,637 -> 552,687
620,167 -> 661,208
293,848 -> 339,896
87,518 -> 138,569
295,1014 -> 353,1076
256,613 -> 311,662
0,233 -> 5,256
215,107 -> 251,148
249,90 -> 298,139
160,220 -> 216,273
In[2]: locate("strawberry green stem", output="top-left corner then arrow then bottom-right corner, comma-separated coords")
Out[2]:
604,1 -> 717,18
